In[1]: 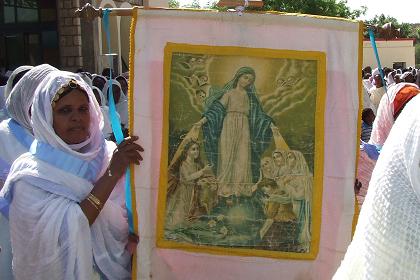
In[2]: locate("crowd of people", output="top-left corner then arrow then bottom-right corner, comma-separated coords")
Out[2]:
336,65 -> 420,279
0,65 -> 143,279
355,65 -> 420,206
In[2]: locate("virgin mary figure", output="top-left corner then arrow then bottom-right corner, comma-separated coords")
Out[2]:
194,67 -> 277,198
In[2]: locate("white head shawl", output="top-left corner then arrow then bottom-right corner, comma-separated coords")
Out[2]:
4,65 -> 34,100
116,75 -> 128,96
401,71 -> 412,81
5,64 -> 57,133
371,68 -> 380,86
102,79 -> 123,105
77,72 -> 93,88
369,82 -> 420,147
387,72 -> 395,85
31,70 -> 104,161
91,74 -> 107,91
92,86 -> 107,107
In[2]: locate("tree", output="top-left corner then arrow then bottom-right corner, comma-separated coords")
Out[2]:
169,0 -> 180,8
364,14 -> 414,38
183,0 -> 201,8
260,0 -> 366,19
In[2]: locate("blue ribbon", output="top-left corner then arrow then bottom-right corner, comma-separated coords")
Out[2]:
368,29 -> 387,93
103,9 -> 134,234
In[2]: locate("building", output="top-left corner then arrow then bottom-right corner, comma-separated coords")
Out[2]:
0,0 -> 168,75
363,38 -> 416,69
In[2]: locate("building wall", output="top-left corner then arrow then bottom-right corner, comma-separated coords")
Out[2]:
95,0 -> 168,75
363,39 -> 415,69
57,0 -> 83,71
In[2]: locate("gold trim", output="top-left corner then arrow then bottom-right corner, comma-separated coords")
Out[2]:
156,43 -> 326,260
351,21 -> 364,236
128,6 -> 139,280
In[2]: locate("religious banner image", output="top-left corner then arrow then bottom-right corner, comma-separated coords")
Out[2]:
157,43 -> 326,259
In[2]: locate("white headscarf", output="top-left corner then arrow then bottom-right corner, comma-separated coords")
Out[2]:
4,66 -> 34,100
102,79 -> 122,105
6,64 -> 56,132
77,72 -> 93,88
369,82 -> 419,147
387,72 -> 395,85
92,86 -> 107,107
91,74 -> 107,91
31,70 -> 104,161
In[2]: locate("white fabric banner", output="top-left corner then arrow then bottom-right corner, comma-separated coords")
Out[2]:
131,9 -> 361,280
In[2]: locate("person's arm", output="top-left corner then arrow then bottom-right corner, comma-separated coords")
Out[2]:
181,164 -> 212,182
79,136 -> 144,225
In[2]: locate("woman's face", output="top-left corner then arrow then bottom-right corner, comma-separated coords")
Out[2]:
109,84 -> 121,103
93,77 -> 106,90
117,78 -> 128,94
53,89 -> 90,145
261,158 -> 272,173
237,74 -> 254,88
273,152 -> 285,166
93,89 -> 101,106
188,143 -> 200,159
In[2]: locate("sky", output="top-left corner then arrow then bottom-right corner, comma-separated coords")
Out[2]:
178,0 -> 420,24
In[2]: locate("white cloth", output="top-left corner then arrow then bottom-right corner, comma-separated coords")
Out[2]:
333,94 -> 420,280
362,83 -> 375,113
92,85 -> 116,138
368,86 -> 386,110
31,71 -> 104,160
369,83 -> 419,147
103,79 -> 128,128
0,86 -> 8,122
6,64 -> 57,132
0,71 -> 131,279
4,66 -> 33,101
0,119 -> 31,183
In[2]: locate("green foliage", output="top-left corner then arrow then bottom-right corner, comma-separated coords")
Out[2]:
183,0 -> 201,8
168,0 -> 180,8
169,0 -> 180,8
260,0 -> 366,19
364,14 -> 415,38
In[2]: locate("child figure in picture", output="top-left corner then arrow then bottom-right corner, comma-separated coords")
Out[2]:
257,178 -> 298,251
165,140 -> 215,229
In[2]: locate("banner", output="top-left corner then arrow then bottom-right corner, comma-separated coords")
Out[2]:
130,9 -> 362,280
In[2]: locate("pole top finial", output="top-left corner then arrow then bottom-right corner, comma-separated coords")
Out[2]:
75,3 -> 103,21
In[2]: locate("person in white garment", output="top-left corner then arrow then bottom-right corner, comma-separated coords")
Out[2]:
0,71 -> 144,279
0,64 -> 56,280
333,94 -> 420,280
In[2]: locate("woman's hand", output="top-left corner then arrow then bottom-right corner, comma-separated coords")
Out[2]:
193,117 -> 207,128
202,164 -> 213,173
108,136 -> 144,179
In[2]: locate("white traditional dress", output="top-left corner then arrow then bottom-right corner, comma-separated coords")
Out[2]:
0,71 -> 131,279
334,94 -> 420,280
0,64 -> 56,280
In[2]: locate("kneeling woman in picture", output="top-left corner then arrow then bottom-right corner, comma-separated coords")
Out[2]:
0,71 -> 144,279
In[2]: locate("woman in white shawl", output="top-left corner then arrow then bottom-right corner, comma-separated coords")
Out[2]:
3,65 -> 34,100
333,95 -> 420,280
0,66 -> 34,122
0,64 -> 57,187
92,85 -> 116,139
369,82 -> 420,148
0,71 -> 143,279
0,64 -> 56,280
102,79 -> 128,129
